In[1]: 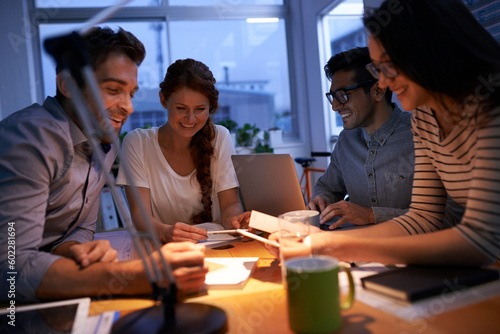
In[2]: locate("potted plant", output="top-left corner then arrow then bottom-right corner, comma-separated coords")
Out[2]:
217,119 -> 238,133
217,119 -> 238,147
235,123 -> 260,153
268,111 -> 290,146
268,126 -> 283,147
255,130 -> 274,153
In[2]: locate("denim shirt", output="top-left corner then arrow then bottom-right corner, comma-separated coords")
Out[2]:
313,106 -> 414,224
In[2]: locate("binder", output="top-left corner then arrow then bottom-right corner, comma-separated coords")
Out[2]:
100,186 -> 120,231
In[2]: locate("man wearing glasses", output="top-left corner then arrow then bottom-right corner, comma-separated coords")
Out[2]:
308,47 -> 414,230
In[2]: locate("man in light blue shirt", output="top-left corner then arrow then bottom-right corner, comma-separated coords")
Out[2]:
308,47 -> 414,229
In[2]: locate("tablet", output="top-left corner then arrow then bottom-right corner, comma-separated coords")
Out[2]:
0,297 -> 90,334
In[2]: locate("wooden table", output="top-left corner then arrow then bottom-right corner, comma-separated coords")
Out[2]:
90,238 -> 500,334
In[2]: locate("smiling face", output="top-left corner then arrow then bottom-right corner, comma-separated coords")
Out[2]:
92,52 -> 138,142
329,69 -> 376,131
367,35 -> 432,111
160,86 -> 210,139
58,52 -> 138,144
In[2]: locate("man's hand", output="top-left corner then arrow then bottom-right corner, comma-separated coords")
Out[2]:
225,211 -> 251,230
168,222 -> 209,243
62,240 -> 118,268
319,200 -> 374,229
160,242 -> 207,295
307,195 -> 331,212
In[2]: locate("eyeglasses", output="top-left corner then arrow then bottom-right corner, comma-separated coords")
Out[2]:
325,80 -> 377,105
366,61 -> 398,80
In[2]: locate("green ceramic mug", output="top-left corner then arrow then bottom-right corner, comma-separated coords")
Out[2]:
285,256 -> 355,333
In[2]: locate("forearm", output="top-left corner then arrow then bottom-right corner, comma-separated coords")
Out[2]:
36,257 -> 150,300
221,202 -> 244,229
130,211 -> 170,243
218,188 -> 245,229
52,241 -> 80,258
312,155 -> 345,204
312,227 -> 492,266
312,183 -> 344,204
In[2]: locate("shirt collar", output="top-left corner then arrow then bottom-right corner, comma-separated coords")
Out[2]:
363,104 -> 405,146
43,97 -> 112,155
43,96 -> 88,147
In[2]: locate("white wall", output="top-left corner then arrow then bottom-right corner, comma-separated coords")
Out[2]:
0,0 -> 42,119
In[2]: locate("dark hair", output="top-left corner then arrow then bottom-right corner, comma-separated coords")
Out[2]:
363,0 -> 500,109
159,58 -> 219,223
325,46 -> 392,104
55,27 -> 145,98
56,26 -> 145,73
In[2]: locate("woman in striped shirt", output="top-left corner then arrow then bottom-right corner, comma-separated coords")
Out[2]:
270,0 -> 500,266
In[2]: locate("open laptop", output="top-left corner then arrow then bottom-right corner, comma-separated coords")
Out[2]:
231,154 -> 306,217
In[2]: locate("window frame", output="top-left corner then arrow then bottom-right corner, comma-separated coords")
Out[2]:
28,1 -> 302,139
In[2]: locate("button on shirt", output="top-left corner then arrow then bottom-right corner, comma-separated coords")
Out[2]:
313,107 -> 414,224
0,97 -> 116,301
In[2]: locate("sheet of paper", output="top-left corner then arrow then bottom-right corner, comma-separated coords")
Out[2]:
84,311 -> 116,334
249,210 -> 309,234
204,257 -> 259,289
196,222 -> 243,249
249,210 -> 280,233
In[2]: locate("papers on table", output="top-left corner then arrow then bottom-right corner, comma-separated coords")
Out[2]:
205,257 -> 259,289
196,222 -> 243,249
248,210 -> 279,233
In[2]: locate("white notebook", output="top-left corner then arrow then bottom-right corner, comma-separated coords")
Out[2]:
205,257 -> 259,289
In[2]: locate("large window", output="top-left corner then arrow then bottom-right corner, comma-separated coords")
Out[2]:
40,21 -> 169,133
35,1 -> 292,138
35,0 -> 282,7
321,0 -> 365,138
35,0 -> 158,7
169,19 -> 290,132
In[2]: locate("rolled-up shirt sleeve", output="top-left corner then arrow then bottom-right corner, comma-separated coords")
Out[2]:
312,150 -> 347,204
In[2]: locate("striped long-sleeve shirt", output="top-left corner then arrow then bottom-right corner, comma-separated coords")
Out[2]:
393,105 -> 500,261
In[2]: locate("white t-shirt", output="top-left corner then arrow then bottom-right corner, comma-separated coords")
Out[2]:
116,124 -> 238,225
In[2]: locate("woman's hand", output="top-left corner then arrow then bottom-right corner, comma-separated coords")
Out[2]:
167,222 -> 209,243
226,211 -> 251,229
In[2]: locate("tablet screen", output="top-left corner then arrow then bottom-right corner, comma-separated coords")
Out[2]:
0,298 -> 90,334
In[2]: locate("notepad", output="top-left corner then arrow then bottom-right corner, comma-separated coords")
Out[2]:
360,265 -> 500,302
196,222 -> 243,249
248,210 -> 279,233
204,257 -> 259,289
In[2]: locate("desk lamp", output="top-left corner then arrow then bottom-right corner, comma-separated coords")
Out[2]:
44,1 -> 227,333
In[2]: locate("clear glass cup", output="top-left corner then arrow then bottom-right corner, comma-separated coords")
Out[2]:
278,214 -> 311,279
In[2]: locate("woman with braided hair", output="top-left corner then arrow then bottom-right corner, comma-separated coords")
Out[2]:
117,58 -> 249,243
